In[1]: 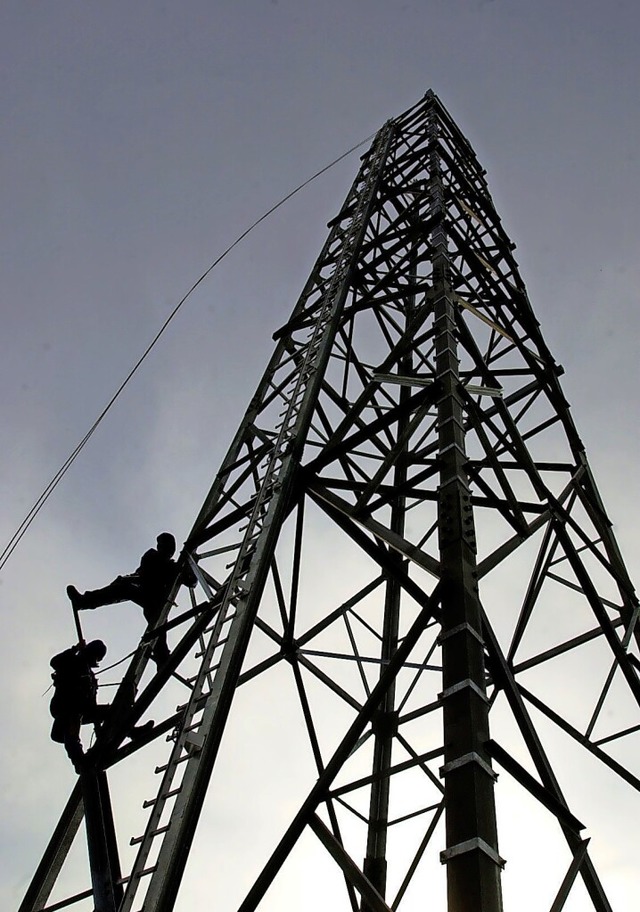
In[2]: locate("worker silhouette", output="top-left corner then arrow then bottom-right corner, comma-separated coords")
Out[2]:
66,533 -> 195,664
49,640 -> 109,771
49,639 -> 153,772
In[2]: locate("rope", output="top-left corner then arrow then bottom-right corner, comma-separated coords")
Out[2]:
42,647 -> 136,696
95,649 -> 137,675
0,131 -> 376,573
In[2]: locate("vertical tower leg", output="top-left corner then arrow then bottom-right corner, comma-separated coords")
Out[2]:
429,114 -> 503,911
362,263 -> 416,909
80,770 -> 123,912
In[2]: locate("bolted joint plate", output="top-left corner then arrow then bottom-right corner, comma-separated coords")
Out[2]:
438,486 -> 477,550
440,837 -> 506,869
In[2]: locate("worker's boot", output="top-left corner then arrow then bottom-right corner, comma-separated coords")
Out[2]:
66,585 -> 89,609
129,720 -> 154,743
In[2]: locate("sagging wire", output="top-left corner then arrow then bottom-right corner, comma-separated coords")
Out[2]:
96,649 -> 137,676
0,130 -> 377,573
41,648 -> 137,697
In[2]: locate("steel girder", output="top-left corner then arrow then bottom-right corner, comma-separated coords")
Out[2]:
20,90 -> 640,912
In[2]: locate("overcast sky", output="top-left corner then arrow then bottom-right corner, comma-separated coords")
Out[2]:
1,1 -> 640,909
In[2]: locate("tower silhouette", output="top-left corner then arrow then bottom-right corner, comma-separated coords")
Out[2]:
21,90 -> 640,912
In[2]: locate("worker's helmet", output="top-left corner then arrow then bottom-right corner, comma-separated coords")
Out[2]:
85,640 -> 107,662
157,532 -> 176,556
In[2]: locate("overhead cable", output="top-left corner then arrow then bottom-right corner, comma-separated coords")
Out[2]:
0,130 -> 377,572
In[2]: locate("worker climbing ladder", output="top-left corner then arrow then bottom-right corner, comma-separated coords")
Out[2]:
21,90 -> 640,912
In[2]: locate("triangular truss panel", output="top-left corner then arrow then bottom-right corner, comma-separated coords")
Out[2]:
21,90 -> 640,912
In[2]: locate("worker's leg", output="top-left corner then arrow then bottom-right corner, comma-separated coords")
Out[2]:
51,712 -> 84,772
84,703 -> 111,729
85,698 -> 154,743
67,576 -> 142,610
64,732 -> 85,772
142,601 -> 170,664
151,631 -> 170,664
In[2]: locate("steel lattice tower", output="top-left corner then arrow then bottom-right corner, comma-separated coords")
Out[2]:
20,90 -> 640,912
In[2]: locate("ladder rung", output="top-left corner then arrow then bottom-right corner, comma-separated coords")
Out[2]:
130,824 -> 170,846
155,753 -> 190,774
203,617 -> 234,635
195,636 -> 228,658
120,863 -> 158,884
143,786 -> 182,809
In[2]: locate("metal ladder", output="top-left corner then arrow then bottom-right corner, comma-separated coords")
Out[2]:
118,578 -> 235,909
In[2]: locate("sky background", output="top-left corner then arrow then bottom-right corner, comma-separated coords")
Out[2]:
1,1 -> 640,909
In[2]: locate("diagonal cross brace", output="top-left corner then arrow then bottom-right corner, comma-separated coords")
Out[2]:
237,582 -> 443,912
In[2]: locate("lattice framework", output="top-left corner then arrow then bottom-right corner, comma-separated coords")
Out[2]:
20,90 -> 640,912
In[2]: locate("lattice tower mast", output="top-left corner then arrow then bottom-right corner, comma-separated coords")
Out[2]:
20,89 -> 640,912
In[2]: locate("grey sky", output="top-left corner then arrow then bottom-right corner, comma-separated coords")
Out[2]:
1,1 -> 640,908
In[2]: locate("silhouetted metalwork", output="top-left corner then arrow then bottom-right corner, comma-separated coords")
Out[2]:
21,90 -> 640,912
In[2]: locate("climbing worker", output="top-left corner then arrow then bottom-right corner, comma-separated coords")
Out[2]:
49,639 -> 110,771
49,639 -> 154,772
66,532 -> 196,664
